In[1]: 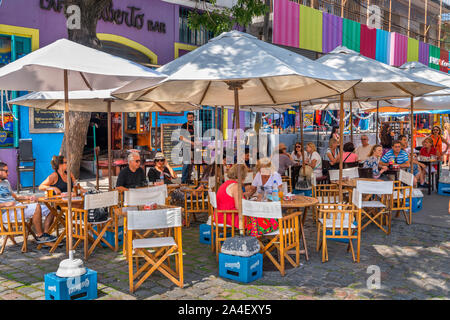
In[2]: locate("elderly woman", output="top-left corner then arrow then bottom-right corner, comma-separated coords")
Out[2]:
39,155 -> 84,195
326,138 -> 340,169
246,157 -> 283,199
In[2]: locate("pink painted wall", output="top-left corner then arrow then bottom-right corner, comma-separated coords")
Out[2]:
273,0 -> 299,48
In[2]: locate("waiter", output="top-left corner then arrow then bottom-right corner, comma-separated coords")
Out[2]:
180,112 -> 195,184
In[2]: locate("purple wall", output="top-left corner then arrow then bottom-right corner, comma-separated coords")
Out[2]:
0,0 -> 178,64
322,12 -> 342,53
419,42 -> 430,66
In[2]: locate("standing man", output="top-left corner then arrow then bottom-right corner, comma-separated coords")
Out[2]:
115,152 -> 147,191
0,161 -> 56,243
180,112 -> 195,184
355,135 -> 373,163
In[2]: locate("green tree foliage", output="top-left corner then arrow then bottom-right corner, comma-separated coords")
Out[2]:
187,0 -> 268,36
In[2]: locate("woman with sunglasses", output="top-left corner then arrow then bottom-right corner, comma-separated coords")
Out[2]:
147,153 -> 176,185
39,155 -> 84,195
428,125 -> 450,159
291,143 -> 303,163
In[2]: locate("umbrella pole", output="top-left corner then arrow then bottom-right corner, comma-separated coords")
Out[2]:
376,101 -> 379,144
339,94 -> 344,202
300,102 -> 305,178
107,100 -> 113,191
350,102 -> 353,143
214,106 -> 219,192
411,97 -> 414,173
64,70 -> 74,260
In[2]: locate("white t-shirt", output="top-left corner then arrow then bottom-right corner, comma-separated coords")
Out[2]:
304,151 -> 322,176
355,144 -> 373,162
252,172 -> 283,193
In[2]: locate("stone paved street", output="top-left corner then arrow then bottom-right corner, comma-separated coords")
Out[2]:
0,189 -> 448,300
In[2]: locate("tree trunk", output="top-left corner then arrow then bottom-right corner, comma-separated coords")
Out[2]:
60,0 -> 111,178
262,0 -> 270,42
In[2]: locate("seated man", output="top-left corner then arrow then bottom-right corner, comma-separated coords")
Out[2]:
355,135 -> 373,163
379,140 -> 410,169
0,162 -> 56,243
147,153 -> 176,185
115,152 -> 147,191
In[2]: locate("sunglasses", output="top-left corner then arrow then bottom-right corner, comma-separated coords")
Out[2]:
156,159 -> 165,162
296,146 -> 301,148
134,159 -> 141,163
0,169 -> 8,173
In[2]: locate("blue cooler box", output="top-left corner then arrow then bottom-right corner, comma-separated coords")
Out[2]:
93,226 -> 123,248
199,223 -> 213,244
438,182 -> 450,196
45,269 -> 97,300
219,253 -> 263,283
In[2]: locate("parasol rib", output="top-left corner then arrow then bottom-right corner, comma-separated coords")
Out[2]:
259,78 -> 277,104
79,72 -> 93,91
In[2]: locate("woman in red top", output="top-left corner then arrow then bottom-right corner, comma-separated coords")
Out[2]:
420,137 -> 438,172
216,164 -> 247,229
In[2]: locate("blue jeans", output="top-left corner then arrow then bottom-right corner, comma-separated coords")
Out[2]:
181,164 -> 193,184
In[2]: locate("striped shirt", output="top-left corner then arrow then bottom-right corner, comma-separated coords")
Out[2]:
381,149 -> 409,164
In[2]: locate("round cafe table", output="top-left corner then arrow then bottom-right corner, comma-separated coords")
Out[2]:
280,195 -> 319,261
418,159 -> 440,195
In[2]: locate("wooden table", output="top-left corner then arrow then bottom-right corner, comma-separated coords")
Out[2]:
281,195 -> 319,261
418,159 -> 440,195
37,196 -> 84,252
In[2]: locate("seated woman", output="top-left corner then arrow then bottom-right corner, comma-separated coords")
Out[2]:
39,155 -> 85,195
215,164 -> 248,230
147,153 -> 176,185
418,137 -> 438,188
363,145 -> 388,179
325,138 -> 340,169
342,142 -> 359,163
303,142 -> 322,177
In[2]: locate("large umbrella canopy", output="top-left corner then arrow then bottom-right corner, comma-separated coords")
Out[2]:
8,90 -> 199,112
301,47 -> 446,106
0,38 -> 166,91
113,31 -> 361,104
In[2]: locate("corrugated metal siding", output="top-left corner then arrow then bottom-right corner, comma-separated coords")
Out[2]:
342,19 -> 360,52
418,41 -> 429,66
360,24 -> 376,59
375,29 -> 390,64
389,32 -> 407,66
299,5 -> 322,52
322,12 -> 342,53
440,49 -> 448,73
429,45 -> 440,70
407,38 -> 419,62
272,0 -> 299,48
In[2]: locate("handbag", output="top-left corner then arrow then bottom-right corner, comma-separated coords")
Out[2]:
85,189 -> 109,223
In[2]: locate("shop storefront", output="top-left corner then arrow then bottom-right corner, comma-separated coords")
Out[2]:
0,0 -> 207,187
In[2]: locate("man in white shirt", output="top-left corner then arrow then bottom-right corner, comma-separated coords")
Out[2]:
355,135 -> 373,162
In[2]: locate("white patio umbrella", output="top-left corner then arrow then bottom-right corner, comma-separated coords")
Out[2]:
113,31 -> 363,234
303,47 -> 446,199
9,89 -> 198,191
0,38 -> 167,277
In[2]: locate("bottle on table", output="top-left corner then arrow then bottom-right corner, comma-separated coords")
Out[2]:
272,181 -> 280,202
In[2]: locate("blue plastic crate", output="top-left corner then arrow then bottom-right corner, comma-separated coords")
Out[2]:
93,226 -> 123,248
45,269 -> 97,300
219,253 -> 263,283
438,182 -> 450,196
405,197 -> 423,213
326,230 -> 350,243
293,189 -> 312,197
199,224 -> 213,244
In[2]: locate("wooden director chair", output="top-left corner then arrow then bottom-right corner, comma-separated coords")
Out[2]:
392,170 -> 414,225
182,188 -> 208,227
242,199 -> 302,276
62,191 -> 119,260
121,185 -> 168,256
355,180 -> 394,235
311,173 -> 340,223
0,205 -> 31,254
127,207 -> 183,292
316,201 -> 361,263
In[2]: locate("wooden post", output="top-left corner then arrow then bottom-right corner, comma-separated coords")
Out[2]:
214,106 -> 219,192
389,0 -> 392,32
311,0 -> 314,8
425,0 -> 428,43
366,0 -> 370,26
299,102 -> 305,178
107,100 -> 113,191
64,69 -> 73,260
410,97 -> 414,173
350,102 -> 353,144
376,101 -> 379,144
339,94 -> 344,202
439,0 -> 443,48
341,0 -> 347,18
408,0 -> 411,37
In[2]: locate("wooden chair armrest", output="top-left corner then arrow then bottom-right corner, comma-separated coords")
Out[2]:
0,205 -> 27,210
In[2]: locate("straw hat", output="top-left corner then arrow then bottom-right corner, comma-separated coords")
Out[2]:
154,152 -> 165,161
274,143 -> 287,153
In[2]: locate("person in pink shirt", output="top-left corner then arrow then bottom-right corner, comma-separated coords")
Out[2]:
342,142 -> 359,163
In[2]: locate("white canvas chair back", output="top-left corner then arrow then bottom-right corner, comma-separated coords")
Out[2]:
208,191 -> 217,209
124,185 -> 167,206
311,173 -> 317,186
84,191 -> 119,210
356,180 -> 394,195
127,207 -> 182,230
329,167 -> 359,181
399,170 -> 414,187
352,189 -> 362,209
282,182 -> 288,194
208,176 -> 216,190
242,199 -> 282,219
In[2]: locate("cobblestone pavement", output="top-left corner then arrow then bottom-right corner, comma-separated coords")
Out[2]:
0,207 -> 448,301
